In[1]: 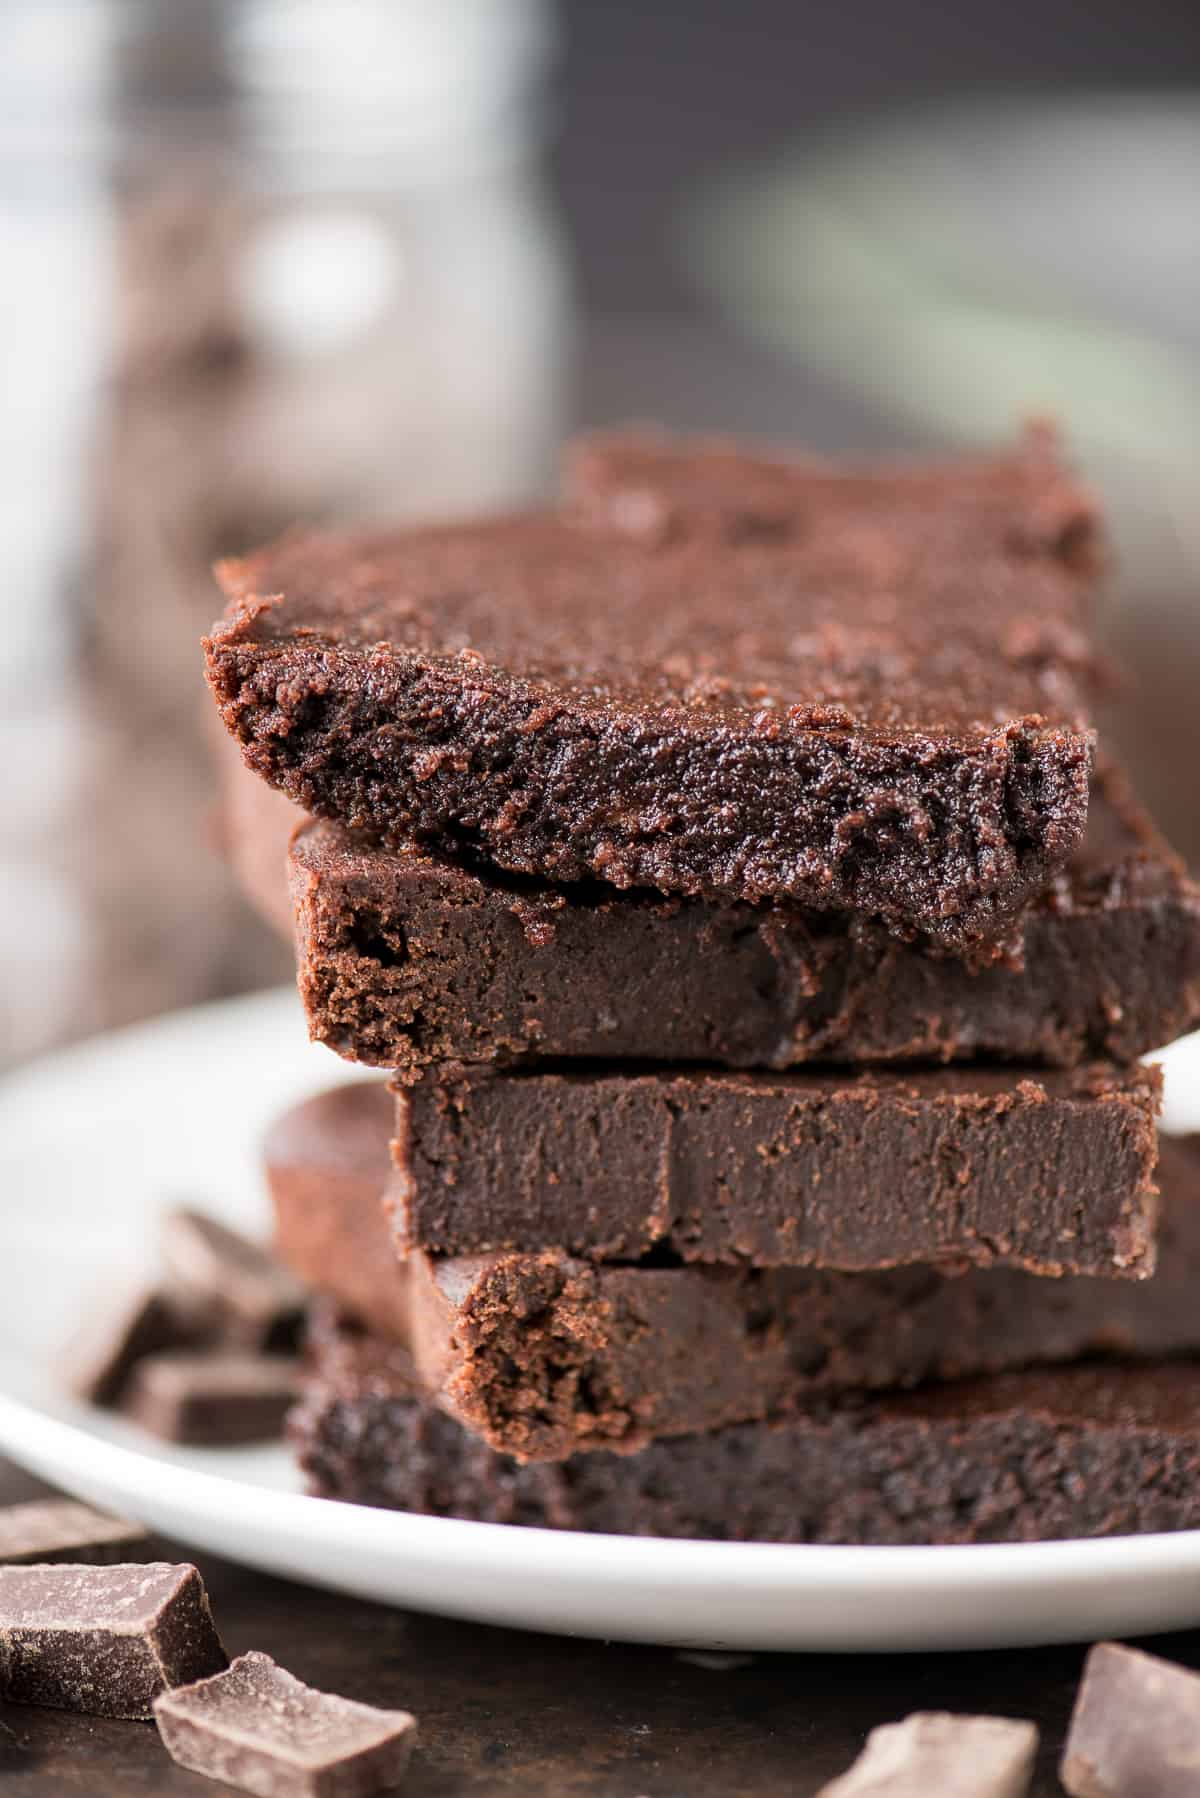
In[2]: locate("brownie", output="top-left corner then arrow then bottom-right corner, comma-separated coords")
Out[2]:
289,758 -> 1200,1074
267,1088 -> 1197,1460
292,1317 -> 1200,1545
205,428 -> 1100,950
566,425 -> 1091,554
212,723 -> 304,941
266,1083 -> 414,1340
389,1063 -> 1161,1276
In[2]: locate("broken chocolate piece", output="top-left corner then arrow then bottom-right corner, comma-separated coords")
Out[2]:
206,428 -> 1100,951
1062,1641 -> 1200,1797
0,1562 -> 226,1719
0,1501 -> 148,1566
391,1062 -> 1162,1277
160,1206 -> 304,1350
155,1650 -> 417,1798
69,1211 -> 304,1424
66,1279 -> 204,1409
818,1711 -> 1037,1796
123,1353 -> 301,1445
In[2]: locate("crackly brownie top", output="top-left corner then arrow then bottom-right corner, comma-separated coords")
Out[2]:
214,429 -> 1099,744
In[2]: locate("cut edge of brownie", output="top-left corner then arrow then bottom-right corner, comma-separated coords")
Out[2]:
286,754 -> 1200,1074
387,1062 -> 1162,1278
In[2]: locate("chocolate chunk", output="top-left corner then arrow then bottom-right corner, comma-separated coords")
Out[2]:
205,428 -> 1099,951
123,1353 -> 301,1445
390,1062 -> 1161,1276
287,757 -> 1200,1075
294,1324 -> 1200,1544
154,1650 -> 417,1797
1062,1641 -> 1200,1796
0,1562 -> 226,1719
266,1093 -> 1200,1459
69,1213 -> 303,1423
160,1206 -> 305,1350
0,1501 -> 148,1566
818,1711 -> 1037,1796
66,1279 -> 205,1409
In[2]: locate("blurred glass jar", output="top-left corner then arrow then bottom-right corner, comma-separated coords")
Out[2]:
0,0 -> 568,1065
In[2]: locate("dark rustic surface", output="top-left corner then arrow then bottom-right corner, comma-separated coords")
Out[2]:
2,1457 -> 1200,1795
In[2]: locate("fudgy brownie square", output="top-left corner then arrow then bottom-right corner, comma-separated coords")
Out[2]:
388,1062 -> 1161,1276
206,427 -> 1100,951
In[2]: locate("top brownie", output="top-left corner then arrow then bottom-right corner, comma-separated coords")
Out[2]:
206,427 -> 1100,947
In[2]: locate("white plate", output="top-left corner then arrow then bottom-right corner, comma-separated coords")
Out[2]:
2,988 -> 1200,1654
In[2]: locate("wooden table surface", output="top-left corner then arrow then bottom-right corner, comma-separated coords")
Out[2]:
3,1457 -> 1199,1795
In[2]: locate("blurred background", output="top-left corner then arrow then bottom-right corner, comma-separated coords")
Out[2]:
2,0 -> 1198,1069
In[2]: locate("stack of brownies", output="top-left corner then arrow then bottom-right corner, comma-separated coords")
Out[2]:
206,427 -> 1200,1543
